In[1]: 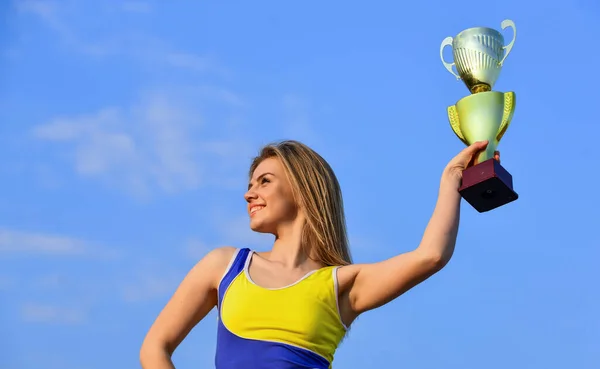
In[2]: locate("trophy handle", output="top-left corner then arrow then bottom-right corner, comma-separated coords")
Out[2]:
496,92 -> 516,142
440,37 -> 460,79
447,105 -> 469,146
499,19 -> 516,65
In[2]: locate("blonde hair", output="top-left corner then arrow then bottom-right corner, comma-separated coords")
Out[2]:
249,140 -> 352,266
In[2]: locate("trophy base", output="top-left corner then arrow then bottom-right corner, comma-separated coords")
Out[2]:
459,158 -> 518,213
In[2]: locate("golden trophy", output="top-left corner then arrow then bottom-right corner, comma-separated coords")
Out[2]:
440,19 -> 518,212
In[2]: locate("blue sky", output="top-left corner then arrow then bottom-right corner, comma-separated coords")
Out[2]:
1,0 -> 599,368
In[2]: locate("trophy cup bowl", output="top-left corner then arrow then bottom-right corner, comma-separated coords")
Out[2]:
440,19 -> 516,93
440,20 -> 518,213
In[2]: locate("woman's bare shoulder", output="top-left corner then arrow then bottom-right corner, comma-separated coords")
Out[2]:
189,246 -> 239,287
204,246 -> 238,263
198,246 -> 237,269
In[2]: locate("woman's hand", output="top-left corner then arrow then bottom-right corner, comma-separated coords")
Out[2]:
442,140 -> 500,190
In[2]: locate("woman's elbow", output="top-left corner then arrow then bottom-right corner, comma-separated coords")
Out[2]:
139,342 -> 154,367
423,252 -> 451,274
139,337 -> 171,368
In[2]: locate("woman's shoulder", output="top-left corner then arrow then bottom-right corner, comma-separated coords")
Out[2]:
205,245 -> 239,261
191,246 -> 241,287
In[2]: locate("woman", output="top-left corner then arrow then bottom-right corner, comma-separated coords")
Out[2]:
140,139 -> 495,369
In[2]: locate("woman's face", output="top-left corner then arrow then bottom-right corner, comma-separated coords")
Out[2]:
245,157 -> 298,234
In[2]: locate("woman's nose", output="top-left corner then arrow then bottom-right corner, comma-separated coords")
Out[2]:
244,189 -> 257,202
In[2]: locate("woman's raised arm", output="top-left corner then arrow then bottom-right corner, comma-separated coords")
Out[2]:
338,141 -> 491,320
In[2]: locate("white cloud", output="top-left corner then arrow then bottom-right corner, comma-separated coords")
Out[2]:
16,0 -> 62,31
31,90 -> 248,197
0,228 -> 117,258
15,0 -> 231,74
20,303 -> 86,324
0,228 -> 85,255
16,0 -> 115,57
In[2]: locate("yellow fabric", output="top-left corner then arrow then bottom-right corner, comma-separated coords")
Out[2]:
220,258 -> 347,364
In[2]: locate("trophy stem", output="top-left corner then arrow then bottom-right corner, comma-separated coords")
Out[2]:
476,143 -> 497,165
471,84 -> 491,94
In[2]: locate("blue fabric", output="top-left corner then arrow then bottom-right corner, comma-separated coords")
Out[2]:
215,318 -> 330,369
217,248 -> 250,307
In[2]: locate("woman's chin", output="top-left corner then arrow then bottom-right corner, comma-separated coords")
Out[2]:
249,220 -> 274,234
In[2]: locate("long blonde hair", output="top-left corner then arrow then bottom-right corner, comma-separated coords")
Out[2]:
249,140 -> 352,266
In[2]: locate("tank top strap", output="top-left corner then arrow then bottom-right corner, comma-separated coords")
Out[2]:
217,247 -> 251,306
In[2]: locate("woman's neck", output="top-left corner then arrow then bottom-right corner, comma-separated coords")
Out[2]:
263,218 -> 321,270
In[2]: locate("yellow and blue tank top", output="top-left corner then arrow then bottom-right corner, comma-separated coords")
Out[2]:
215,248 -> 347,368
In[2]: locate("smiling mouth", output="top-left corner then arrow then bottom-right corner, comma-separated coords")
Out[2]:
250,206 -> 265,216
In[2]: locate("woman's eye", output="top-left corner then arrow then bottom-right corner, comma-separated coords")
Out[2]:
261,177 -> 270,184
